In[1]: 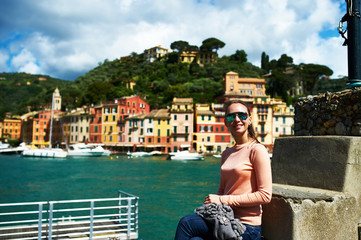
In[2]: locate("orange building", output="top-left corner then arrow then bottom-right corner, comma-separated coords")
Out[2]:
223,71 -> 276,150
2,116 -> 22,140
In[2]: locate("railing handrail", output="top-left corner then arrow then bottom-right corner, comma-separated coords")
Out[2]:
0,191 -> 139,240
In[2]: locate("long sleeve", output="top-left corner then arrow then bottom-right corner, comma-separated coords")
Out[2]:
222,144 -> 272,207
217,141 -> 272,225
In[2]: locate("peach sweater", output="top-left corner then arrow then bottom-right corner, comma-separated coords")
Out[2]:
217,141 -> 272,226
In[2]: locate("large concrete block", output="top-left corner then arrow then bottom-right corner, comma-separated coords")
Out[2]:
272,136 -> 361,196
262,184 -> 360,240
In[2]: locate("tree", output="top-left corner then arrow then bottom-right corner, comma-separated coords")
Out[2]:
261,52 -> 270,71
170,40 -> 190,52
230,50 -> 247,63
299,63 -> 333,95
200,38 -> 225,52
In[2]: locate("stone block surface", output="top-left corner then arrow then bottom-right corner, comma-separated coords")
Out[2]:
262,184 -> 360,240
272,136 -> 361,196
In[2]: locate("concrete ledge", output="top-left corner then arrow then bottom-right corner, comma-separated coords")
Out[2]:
262,184 -> 360,240
272,136 -> 361,195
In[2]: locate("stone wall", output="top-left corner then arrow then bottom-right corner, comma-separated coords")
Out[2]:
294,87 -> 361,136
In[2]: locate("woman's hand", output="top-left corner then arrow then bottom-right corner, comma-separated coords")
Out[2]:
204,194 -> 222,204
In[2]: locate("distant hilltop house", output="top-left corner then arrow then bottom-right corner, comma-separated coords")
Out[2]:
120,45 -> 218,65
143,45 -> 172,63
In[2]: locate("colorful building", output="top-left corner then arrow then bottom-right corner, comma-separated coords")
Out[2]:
102,102 -> 118,145
212,103 -> 232,153
273,103 -> 294,140
170,98 -> 194,152
193,104 -> 215,153
223,71 -> 287,151
89,105 -> 103,143
152,109 -> 171,153
144,45 -> 171,62
2,114 -> 22,140
62,107 -> 91,144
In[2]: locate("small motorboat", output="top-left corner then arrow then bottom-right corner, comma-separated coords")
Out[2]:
0,143 -> 30,155
127,151 -> 151,158
169,151 -> 204,161
68,143 -> 105,157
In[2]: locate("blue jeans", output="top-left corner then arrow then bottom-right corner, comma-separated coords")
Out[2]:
174,214 -> 262,240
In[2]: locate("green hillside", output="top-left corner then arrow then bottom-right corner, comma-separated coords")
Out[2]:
0,73 -> 74,119
0,46 -> 346,120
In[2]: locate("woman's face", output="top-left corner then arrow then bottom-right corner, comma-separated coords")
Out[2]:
225,103 -> 252,137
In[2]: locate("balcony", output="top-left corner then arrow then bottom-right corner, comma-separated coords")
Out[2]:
256,131 -> 268,136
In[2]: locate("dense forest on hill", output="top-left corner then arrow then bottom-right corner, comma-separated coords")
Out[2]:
0,39 -> 347,120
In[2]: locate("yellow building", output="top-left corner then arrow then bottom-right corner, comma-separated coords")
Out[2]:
178,50 -> 218,65
102,102 -> 118,144
152,109 -> 171,152
193,104 -> 216,153
179,50 -> 198,63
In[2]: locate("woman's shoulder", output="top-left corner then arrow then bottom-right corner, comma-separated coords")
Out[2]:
249,141 -> 270,161
250,141 -> 268,152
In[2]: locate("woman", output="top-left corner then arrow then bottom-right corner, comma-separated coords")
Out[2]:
174,99 -> 272,240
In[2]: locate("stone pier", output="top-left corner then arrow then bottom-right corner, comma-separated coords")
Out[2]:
262,89 -> 361,240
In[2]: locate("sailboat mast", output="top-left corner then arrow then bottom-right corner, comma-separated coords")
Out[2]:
49,92 -> 55,149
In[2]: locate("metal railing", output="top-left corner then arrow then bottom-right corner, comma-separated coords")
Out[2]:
0,191 -> 139,240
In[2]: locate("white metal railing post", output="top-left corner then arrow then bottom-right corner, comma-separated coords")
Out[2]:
38,203 -> 43,240
89,200 -> 94,240
134,197 -> 139,236
127,198 -> 131,239
48,202 -> 53,240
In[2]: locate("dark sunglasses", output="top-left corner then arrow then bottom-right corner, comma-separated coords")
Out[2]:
226,112 -> 248,122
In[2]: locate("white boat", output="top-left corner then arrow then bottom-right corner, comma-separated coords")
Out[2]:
213,154 -> 222,158
22,92 -> 68,158
68,143 -> 105,157
22,148 -> 68,158
0,141 -> 10,149
0,143 -> 31,155
127,151 -> 151,158
169,151 -> 204,161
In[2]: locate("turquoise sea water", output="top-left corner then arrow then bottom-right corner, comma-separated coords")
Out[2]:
0,154 -> 220,240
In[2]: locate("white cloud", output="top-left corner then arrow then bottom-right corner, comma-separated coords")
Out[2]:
0,0 -> 348,79
0,50 -> 10,71
11,48 -> 41,74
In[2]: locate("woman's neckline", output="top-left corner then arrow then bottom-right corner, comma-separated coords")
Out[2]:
234,140 -> 254,150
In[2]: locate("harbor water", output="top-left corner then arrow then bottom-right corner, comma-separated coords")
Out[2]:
0,154 -> 220,240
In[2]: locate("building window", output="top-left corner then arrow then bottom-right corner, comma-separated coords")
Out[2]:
174,115 -> 177,120
185,115 -> 188,120
185,126 -> 188,133
173,126 -> 177,133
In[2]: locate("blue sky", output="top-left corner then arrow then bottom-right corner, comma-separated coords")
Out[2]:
0,0 -> 347,80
